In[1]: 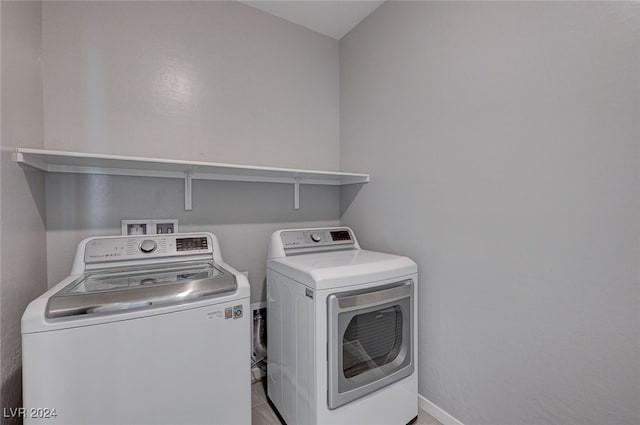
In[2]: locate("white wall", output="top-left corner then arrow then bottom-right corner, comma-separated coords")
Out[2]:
0,1 -> 47,419
42,1 -> 341,301
43,1 -> 339,169
340,2 -> 640,425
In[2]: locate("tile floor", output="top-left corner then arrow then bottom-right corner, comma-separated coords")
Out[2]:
251,380 -> 443,425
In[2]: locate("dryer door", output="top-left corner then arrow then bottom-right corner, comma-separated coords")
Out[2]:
327,280 -> 414,409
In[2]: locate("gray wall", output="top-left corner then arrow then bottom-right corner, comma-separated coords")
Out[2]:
0,1 -> 47,420
340,2 -> 640,425
41,1 -> 341,301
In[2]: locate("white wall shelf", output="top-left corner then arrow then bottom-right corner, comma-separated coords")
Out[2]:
15,148 -> 369,210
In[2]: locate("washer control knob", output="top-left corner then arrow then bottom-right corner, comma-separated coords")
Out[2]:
140,239 -> 157,253
310,233 -> 322,243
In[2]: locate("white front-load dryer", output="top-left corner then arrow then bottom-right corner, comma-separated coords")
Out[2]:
22,232 -> 251,425
266,227 -> 418,425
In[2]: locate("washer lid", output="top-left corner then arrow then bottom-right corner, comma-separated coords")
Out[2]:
267,249 -> 416,290
46,261 -> 237,319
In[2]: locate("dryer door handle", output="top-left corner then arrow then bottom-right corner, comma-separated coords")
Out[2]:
333,280 -> 413,310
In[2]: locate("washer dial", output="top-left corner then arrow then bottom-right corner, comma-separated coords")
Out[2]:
139,239 -> 157,253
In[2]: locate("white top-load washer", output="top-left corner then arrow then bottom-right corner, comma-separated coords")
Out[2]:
22,232 -> 250,425
267,227 -> 418,425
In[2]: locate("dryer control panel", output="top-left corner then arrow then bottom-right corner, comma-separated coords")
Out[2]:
281,228 -> 355,251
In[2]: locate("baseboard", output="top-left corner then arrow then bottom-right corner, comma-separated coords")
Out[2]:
418,394 -> 465,425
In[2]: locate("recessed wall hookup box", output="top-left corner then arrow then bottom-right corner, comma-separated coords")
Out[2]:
153,219 -> 178,234
122,219 -> 179,236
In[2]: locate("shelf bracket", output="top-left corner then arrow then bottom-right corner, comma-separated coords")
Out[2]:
184,172 -> 193,211
293,178 -> 300,210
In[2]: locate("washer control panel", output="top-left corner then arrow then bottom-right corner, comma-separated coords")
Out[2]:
84,234 -> 212,263
176,236 -> 208,252
281,228 -> 354,250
